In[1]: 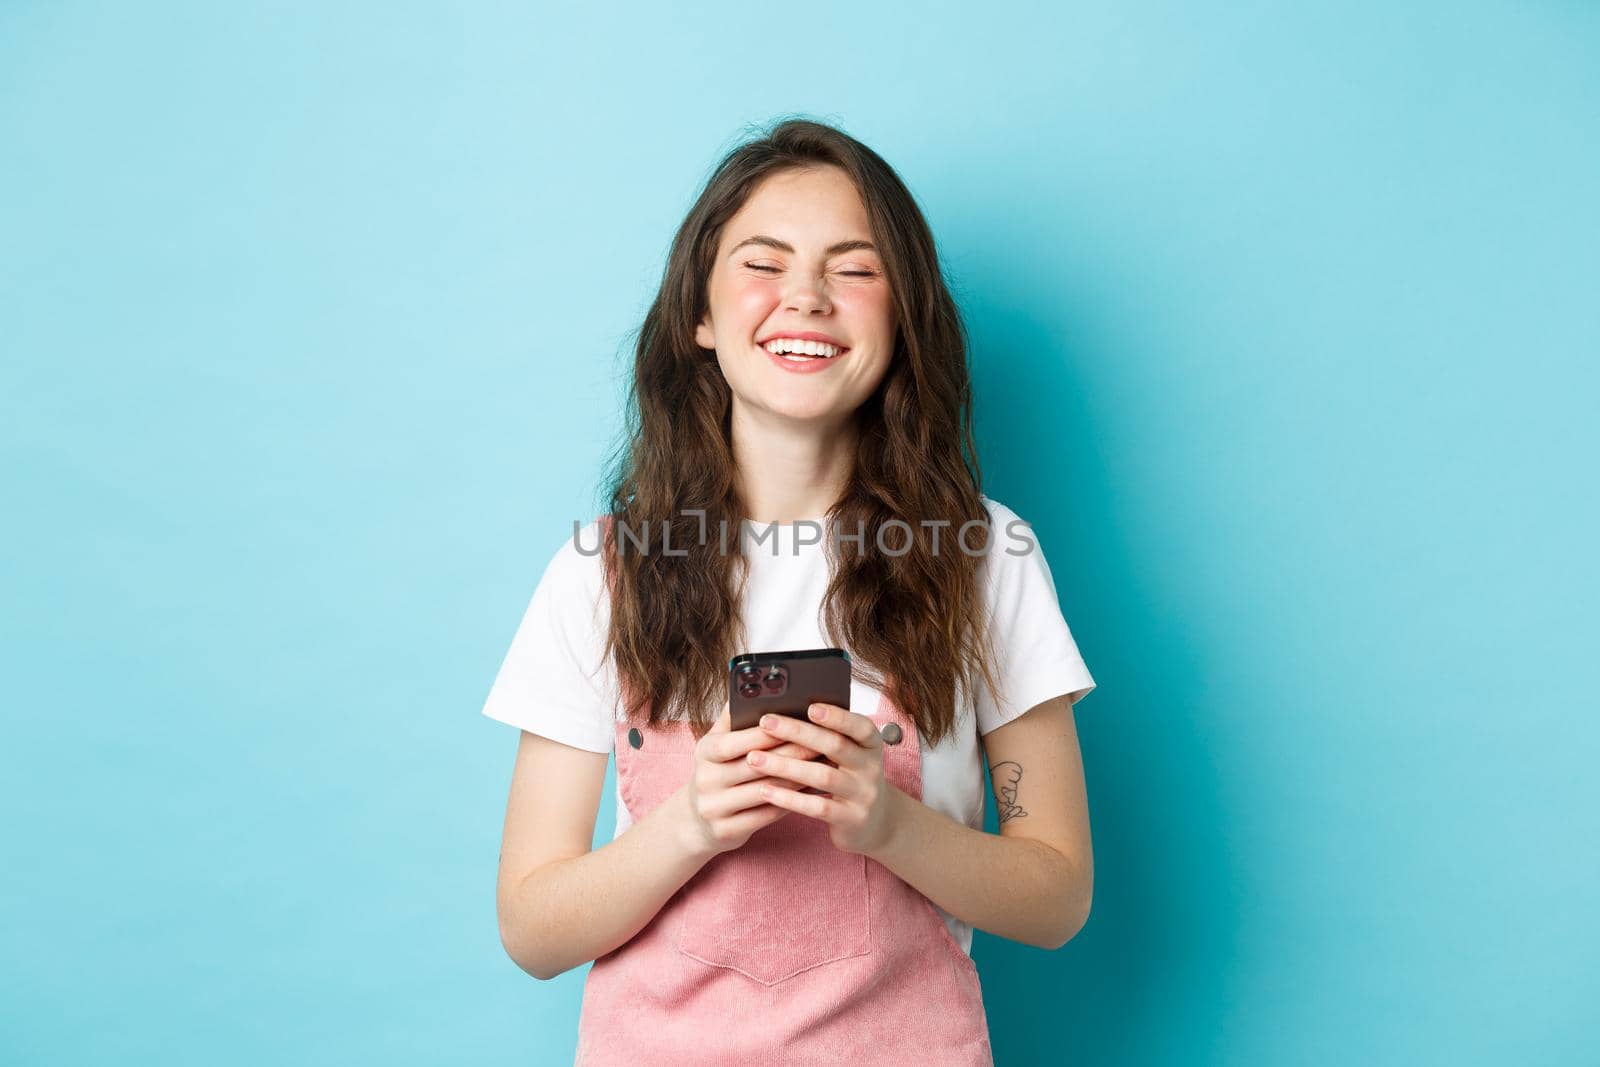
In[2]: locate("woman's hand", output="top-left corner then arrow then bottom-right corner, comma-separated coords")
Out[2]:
744,702 -> 902,857
678,702 -> 826,859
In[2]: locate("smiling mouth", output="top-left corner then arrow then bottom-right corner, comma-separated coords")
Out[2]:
760,339 -> 849,363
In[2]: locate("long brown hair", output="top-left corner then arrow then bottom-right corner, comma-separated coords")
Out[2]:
599,116 -> 1001,747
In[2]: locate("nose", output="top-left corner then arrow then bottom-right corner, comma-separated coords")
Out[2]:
783,270 -> 832,315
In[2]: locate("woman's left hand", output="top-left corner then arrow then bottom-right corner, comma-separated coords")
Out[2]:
746,702 -> 902,856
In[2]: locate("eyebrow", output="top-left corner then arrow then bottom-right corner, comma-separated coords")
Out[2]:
727,234 -> 879,258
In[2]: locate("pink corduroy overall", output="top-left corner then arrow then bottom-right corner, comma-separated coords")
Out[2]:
574,519 -> 993,1066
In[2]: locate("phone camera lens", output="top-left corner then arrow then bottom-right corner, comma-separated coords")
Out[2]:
762,665 -> 787,694
738,680 -> 761,699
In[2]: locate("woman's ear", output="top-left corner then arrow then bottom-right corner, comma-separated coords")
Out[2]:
694,316 -> 715,351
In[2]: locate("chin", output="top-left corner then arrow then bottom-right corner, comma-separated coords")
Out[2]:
755,397 -> 848,422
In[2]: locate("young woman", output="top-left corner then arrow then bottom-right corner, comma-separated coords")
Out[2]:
483,118 -> 1098,1065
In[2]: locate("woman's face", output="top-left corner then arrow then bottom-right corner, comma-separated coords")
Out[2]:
695,165 -> 896,427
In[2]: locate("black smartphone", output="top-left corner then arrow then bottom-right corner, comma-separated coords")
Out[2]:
728,648 -> 852,732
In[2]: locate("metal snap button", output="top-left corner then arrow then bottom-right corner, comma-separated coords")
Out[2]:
879,722 -> 903,745
628,727 -> 643,749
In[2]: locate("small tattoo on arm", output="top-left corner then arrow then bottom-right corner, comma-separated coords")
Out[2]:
991,761 -> 1027,823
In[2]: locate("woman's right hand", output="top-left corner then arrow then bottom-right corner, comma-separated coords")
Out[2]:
678,702 -> 824,858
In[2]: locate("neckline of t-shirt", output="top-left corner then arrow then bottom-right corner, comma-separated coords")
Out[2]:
739,516 -> 830,556
740,516 -> 830,529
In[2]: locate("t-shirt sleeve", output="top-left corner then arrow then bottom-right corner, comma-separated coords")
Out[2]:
479,523 -> 617,753
973,500 -> 1098,735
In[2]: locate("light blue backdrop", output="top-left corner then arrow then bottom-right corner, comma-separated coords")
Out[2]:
3,3 -> 1595,1064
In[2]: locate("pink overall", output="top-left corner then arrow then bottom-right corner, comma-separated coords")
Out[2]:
575,522 -> 993,1065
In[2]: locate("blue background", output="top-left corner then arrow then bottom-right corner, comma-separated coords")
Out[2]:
3,2 -> 1596,1064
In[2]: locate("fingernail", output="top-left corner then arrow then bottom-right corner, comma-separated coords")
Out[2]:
761,714 -> 777,729
808,704 -> 824,719
748,750 -> 766,765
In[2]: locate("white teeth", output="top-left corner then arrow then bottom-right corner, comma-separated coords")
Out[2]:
763,338 -> 841,357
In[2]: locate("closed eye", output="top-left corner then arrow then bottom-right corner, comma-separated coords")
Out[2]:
746,264 -> 878,277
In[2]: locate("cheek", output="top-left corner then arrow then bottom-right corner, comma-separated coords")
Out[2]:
834,287 -> 894,335
724,279 -> 782,327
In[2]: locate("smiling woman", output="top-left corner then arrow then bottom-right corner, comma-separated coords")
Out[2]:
482,117 -> 1098,1067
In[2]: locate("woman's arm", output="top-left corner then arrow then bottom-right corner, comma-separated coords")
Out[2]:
752,694 -> 1094,950
494,730 -> 711,980
877,694 -> 1093,949
495,719 -> 828,980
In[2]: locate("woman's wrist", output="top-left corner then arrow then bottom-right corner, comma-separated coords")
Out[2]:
863,782 -> 916,865
665,783 -> 719,865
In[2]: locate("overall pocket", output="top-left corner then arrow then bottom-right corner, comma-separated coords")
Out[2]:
674,810 -> 872,985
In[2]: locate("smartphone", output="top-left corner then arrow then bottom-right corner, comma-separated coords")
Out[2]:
728,647 -> 852,732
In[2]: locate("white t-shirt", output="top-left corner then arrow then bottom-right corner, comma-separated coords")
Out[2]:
480,495 -> 1097,956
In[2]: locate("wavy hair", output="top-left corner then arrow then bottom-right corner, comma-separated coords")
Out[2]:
599,116 -> 1001,747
